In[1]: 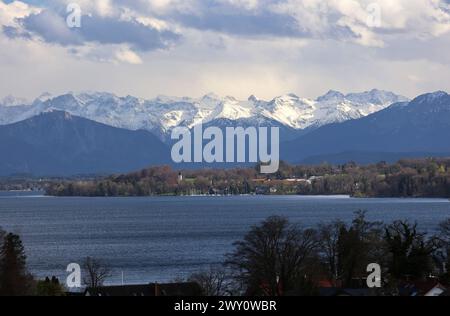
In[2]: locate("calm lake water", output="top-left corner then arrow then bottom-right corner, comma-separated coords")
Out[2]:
0,192 -> 449,285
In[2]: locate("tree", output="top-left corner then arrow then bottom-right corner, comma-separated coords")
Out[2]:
318,212 -> 385,288
0,232 -> 33,296
347,211 -> 386,278
436,219 -> 450,284
226,216 -> 319,296
82,257 -> 111,289
318,220 -> 345,286
35,276 -> 65,296
439,219 -> 450,244
188,267 -> 230,296
384,221 -> 437,281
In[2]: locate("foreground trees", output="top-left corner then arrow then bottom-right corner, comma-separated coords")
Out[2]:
188,267 -> 231,296
317,212 -> 385,288
2,214 -> 450,296
82,256 -> 112,289
226,216 -> 320,295
35,276 -> 65,296
226,214 -> 450,296
436,219 -> 450,283
384,221 -> 438,281
0,231 -> 34,295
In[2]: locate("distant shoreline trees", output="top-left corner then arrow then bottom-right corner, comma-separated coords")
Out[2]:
46,158 -> 450,198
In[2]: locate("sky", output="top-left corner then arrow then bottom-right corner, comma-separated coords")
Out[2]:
0,0 -> 449,101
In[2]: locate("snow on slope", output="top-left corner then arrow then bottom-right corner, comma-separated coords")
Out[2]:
0,95 -> 29,107
258,93 -> 316,129
0,89 -> 409,139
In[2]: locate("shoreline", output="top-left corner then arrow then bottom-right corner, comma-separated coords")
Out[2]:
2,191 -> 449,201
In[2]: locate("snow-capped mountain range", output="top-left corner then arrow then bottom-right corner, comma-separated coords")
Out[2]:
0,89 -> 408,141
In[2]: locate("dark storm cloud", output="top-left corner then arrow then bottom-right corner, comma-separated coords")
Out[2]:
163,1 -> 356,40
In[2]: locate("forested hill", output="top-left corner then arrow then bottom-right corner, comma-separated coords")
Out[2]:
46,158 -> 450,198
0,111 -> 170,176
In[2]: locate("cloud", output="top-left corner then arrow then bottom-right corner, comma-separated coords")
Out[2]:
3,0 -> 450,49
20,9 -> 82,45
10,9 -> 181,52
0,1 -> 181,64
172,8 -> 309,38
2,25 -> 29,39
116,0 -> 447,47
0,0 -> 40,26
115,47 -> 143,64
0,0 -> 450,100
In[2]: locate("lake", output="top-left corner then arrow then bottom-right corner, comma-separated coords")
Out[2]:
0,192 -> 449,285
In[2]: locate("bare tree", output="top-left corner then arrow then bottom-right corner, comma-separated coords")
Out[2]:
226,216 -> 319,296
439,219 -> 450,244
188,266 -> 230,296
82,257 -> 111,289
318,220 -> 345,286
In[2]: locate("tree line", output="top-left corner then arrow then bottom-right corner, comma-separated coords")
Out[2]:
46,158 -> 450,198
188,212 -> 450,296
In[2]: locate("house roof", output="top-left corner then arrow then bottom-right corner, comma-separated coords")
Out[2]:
85,282 -> 202,297
318,288 -> 375,297
439,289 -> 450,296
398,279 -> 447,296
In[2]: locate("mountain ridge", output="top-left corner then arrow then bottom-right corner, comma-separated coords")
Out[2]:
0,89 -> 408,141
0,91 -> 448,175
282,91 -> 450,164
0,110 -> 170,176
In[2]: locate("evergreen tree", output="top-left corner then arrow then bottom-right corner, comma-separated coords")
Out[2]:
35,276 -> 65,296
0,233 -> 33,296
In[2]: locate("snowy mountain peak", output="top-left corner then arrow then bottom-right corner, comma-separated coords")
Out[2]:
411,91 -> 450,107
35,92 -> 53,103
270,93 -> 302,103
0,95 -> 29,107
0,89 -> 410,140
248,95 -> 259,102
202,92 -> 221,101
420,91 -> 448,100
210,98 -> 253,121
345,89 -> 408,105
316,90 -> 345,102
